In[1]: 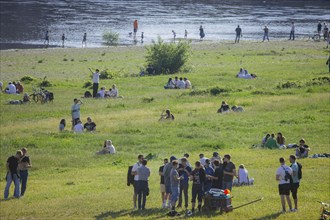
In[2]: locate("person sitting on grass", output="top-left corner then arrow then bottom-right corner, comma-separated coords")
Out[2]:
295,138 -> 310,158
159,110 -> 175,121
96,87 -> 106,98
5,82 -> 16,94
108,84 -> 118,98
265,133 -> 279,149
22,93 -> 30,103
164,78 -> 175,89
276,132 -> 286,149
84,117 -> 96,132
16,82 -> 24,94
97,140 -> 116,154
233,164 -> 254,186
262,134 -> 270,147
173,76 -> 179,88
73,120 -> 84,133
184,78 -> 192,89
176,77 -> 186,89
231,105 -> 244,112
59,119 -> 66,132
217,101 -> 230,113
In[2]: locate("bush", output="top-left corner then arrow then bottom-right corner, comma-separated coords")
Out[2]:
145,37 -> 191,75
103,31 -> 119,46
38,77 -> 52,87
21,75 -> 35,83
83,81 -> 92,89
209,87 -> 230,96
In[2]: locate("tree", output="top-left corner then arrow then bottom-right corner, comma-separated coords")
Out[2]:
103,31 -> 119,46
145,37 -> 191,74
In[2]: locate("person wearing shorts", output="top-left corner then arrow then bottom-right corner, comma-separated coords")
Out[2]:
289,155 -> 299,211
276,157 -> 293,213
159,158 -> 168,208
190,161 -> 205,213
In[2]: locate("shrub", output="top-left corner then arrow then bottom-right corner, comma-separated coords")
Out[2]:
83,81 -> 92,89
38,77 -> 52,87
209,87 -> 230,96
21,75 -> 35,83
103,31 -> 119,46
145,37 -> 191,75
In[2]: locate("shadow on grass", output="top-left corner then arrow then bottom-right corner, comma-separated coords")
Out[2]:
251,211 -> 282,220
95,208 -> 230,219
95,208 -> 168,220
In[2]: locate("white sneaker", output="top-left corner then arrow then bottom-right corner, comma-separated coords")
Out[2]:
291,208 -> 297,212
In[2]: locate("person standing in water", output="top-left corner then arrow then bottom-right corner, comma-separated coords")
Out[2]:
235,25 -> 242,43
133,20 -> 138,38
61,33 -> 66,47
184,29 -> 188,38
82,33 -> 87,47
289,22 -> 295,40
44,31 -> 49,47
199,25 -> 205,40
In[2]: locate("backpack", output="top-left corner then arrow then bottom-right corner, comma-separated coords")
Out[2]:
127,166 -> 134,186
297,162 -> 302,180
84,91 -> 92,98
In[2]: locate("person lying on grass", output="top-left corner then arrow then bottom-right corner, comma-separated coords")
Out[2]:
231,105 -> 244,112
97,140 -> 116,154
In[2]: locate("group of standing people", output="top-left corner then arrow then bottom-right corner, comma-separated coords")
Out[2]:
4,148 -> 31,199
43,31 -> 87,48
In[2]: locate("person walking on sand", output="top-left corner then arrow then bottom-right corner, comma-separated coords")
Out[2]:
61,33 -> 66,47
289,22 -> 295,40
172,30 -> 176,41
44,31 -> 49,46
276,157 -> 293,213
18,148 -> 32,197
4,150 -> 23,199
89,68 -> 100,98
82,33 -> 87,47
199,25 -> 205,40
262,26 -> 269,42
133,20 -> 138,38
235,25 -> 242,43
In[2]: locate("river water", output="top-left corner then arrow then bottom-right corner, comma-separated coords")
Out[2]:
0,0 -> 329,48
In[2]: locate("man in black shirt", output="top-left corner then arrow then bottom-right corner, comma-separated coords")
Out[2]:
208,160 -> 224,189
84,117 -> 96,132
190,161 -> 205,213
223,154 -> 236,191
235,25 -> 242,43
19,148 -> 32,196
4,150 -> 23,199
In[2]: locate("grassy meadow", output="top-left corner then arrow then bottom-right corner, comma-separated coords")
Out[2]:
0,40 -> 329,220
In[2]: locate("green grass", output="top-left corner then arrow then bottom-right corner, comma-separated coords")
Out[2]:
0,40 -> 329,219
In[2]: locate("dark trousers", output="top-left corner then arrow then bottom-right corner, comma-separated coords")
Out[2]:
92,83 -> 99,98
290,31 -> 295,40
19,170 -> 28,196
137,180 -> 148,209
178,183 -> 189,208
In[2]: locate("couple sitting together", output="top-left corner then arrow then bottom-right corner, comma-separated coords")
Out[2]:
217,101 -> 244,113
97,84 -> 118,98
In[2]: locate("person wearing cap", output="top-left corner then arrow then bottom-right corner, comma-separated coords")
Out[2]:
4,150 -> 23,199
177,157 -> 192,209
131,155 -> 144,209
163,156 -> 176,208
204,159 -> 214,192
18,148 -> 32,196
223,154 -> 236,191
84,117 -> 96,132
71,98 -> 83,128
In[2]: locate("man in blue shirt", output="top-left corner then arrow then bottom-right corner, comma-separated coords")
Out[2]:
204,159 -> 214,192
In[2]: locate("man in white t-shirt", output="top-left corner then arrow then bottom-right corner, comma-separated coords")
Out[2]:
276,157 -> 293,213
199,154 -> 208,167
177,77 -> 186,89
131,155 -> 144,209
6,82 -> 16,94
89,68 -> 100,98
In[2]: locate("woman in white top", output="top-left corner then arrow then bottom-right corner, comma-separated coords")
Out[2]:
97,140 -> 116,154
73,120 -> 84,133
234,164 -> 254,186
